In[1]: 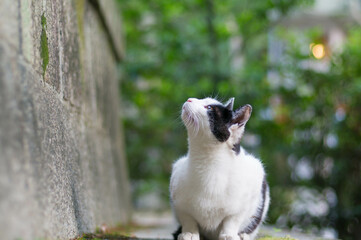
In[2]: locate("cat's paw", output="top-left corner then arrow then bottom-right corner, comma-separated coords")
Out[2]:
178,232 -> 200,240
239,233 -> 251,240
219,233 -> 240,240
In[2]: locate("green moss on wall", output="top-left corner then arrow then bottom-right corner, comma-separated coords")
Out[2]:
75,0 -> 85,45
40,13 -> 49,78
75,0 -> 86,91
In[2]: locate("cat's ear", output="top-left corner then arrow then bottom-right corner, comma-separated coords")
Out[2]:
225,98 -> 235,111
227,104 -> 252,148
231,104 -> 252,126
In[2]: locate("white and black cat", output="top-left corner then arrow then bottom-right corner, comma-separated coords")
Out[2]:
170,97 -> 270,240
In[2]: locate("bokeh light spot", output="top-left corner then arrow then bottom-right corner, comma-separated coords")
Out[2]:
310,43 -> 326,59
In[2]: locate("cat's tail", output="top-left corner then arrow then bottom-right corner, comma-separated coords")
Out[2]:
172,226 -> 182,240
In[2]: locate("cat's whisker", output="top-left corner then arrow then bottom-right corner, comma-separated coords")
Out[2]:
199,115 -> 204,131
195,115 -> 201,135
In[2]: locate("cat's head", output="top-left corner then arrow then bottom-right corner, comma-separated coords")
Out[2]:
181,97 -> 252,153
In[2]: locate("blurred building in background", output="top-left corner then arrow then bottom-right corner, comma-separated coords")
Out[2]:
268,0 -> 355,75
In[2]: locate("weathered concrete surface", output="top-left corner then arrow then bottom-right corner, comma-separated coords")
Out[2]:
0,1 -> 130,239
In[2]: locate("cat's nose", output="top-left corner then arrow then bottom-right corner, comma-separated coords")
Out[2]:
187,99 -> 192,102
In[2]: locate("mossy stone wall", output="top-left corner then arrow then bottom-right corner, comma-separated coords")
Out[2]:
0,0 -> 130,239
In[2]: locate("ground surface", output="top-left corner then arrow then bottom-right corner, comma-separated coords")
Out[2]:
75,211 -> 333,240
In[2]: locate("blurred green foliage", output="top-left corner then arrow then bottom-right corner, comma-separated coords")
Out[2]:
118,0 -> 361,239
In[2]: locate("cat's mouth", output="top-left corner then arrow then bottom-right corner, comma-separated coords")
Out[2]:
183,111 -> 195,125
182,104 -> 200,133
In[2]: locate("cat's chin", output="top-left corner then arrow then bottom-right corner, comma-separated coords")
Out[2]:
182,115 -> 196,129
182,109 -> 194,124
182,112 -> 200,135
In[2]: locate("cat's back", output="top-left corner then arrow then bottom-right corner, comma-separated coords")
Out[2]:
234,149 -> 265,179
225,149 -> 265,198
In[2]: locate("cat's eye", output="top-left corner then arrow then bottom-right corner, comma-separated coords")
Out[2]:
205,105 -> 212,110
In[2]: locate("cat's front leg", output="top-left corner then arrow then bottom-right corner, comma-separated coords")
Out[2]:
178,232 -> 200,240
239,233 -> 251,240
219,215 -> 242,240
177,212 -> 200,240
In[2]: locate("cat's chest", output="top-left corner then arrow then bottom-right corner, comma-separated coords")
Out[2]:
176,158 -> 255,209
179,164 -> 237,209
177,169 -> 238,228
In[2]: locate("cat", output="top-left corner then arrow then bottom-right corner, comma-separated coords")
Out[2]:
170,97 -> 270,240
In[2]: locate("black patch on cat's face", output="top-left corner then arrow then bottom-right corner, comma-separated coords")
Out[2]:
207,104 -> 233,142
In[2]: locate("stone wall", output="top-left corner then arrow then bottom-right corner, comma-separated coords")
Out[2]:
0,0 -> 131,239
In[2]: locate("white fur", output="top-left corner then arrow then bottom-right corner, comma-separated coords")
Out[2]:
170,98 -> 269,240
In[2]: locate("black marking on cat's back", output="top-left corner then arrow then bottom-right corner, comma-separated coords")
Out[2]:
207,104 -> 233,142
232,142 -> 241,155
241,176 -> 268,235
